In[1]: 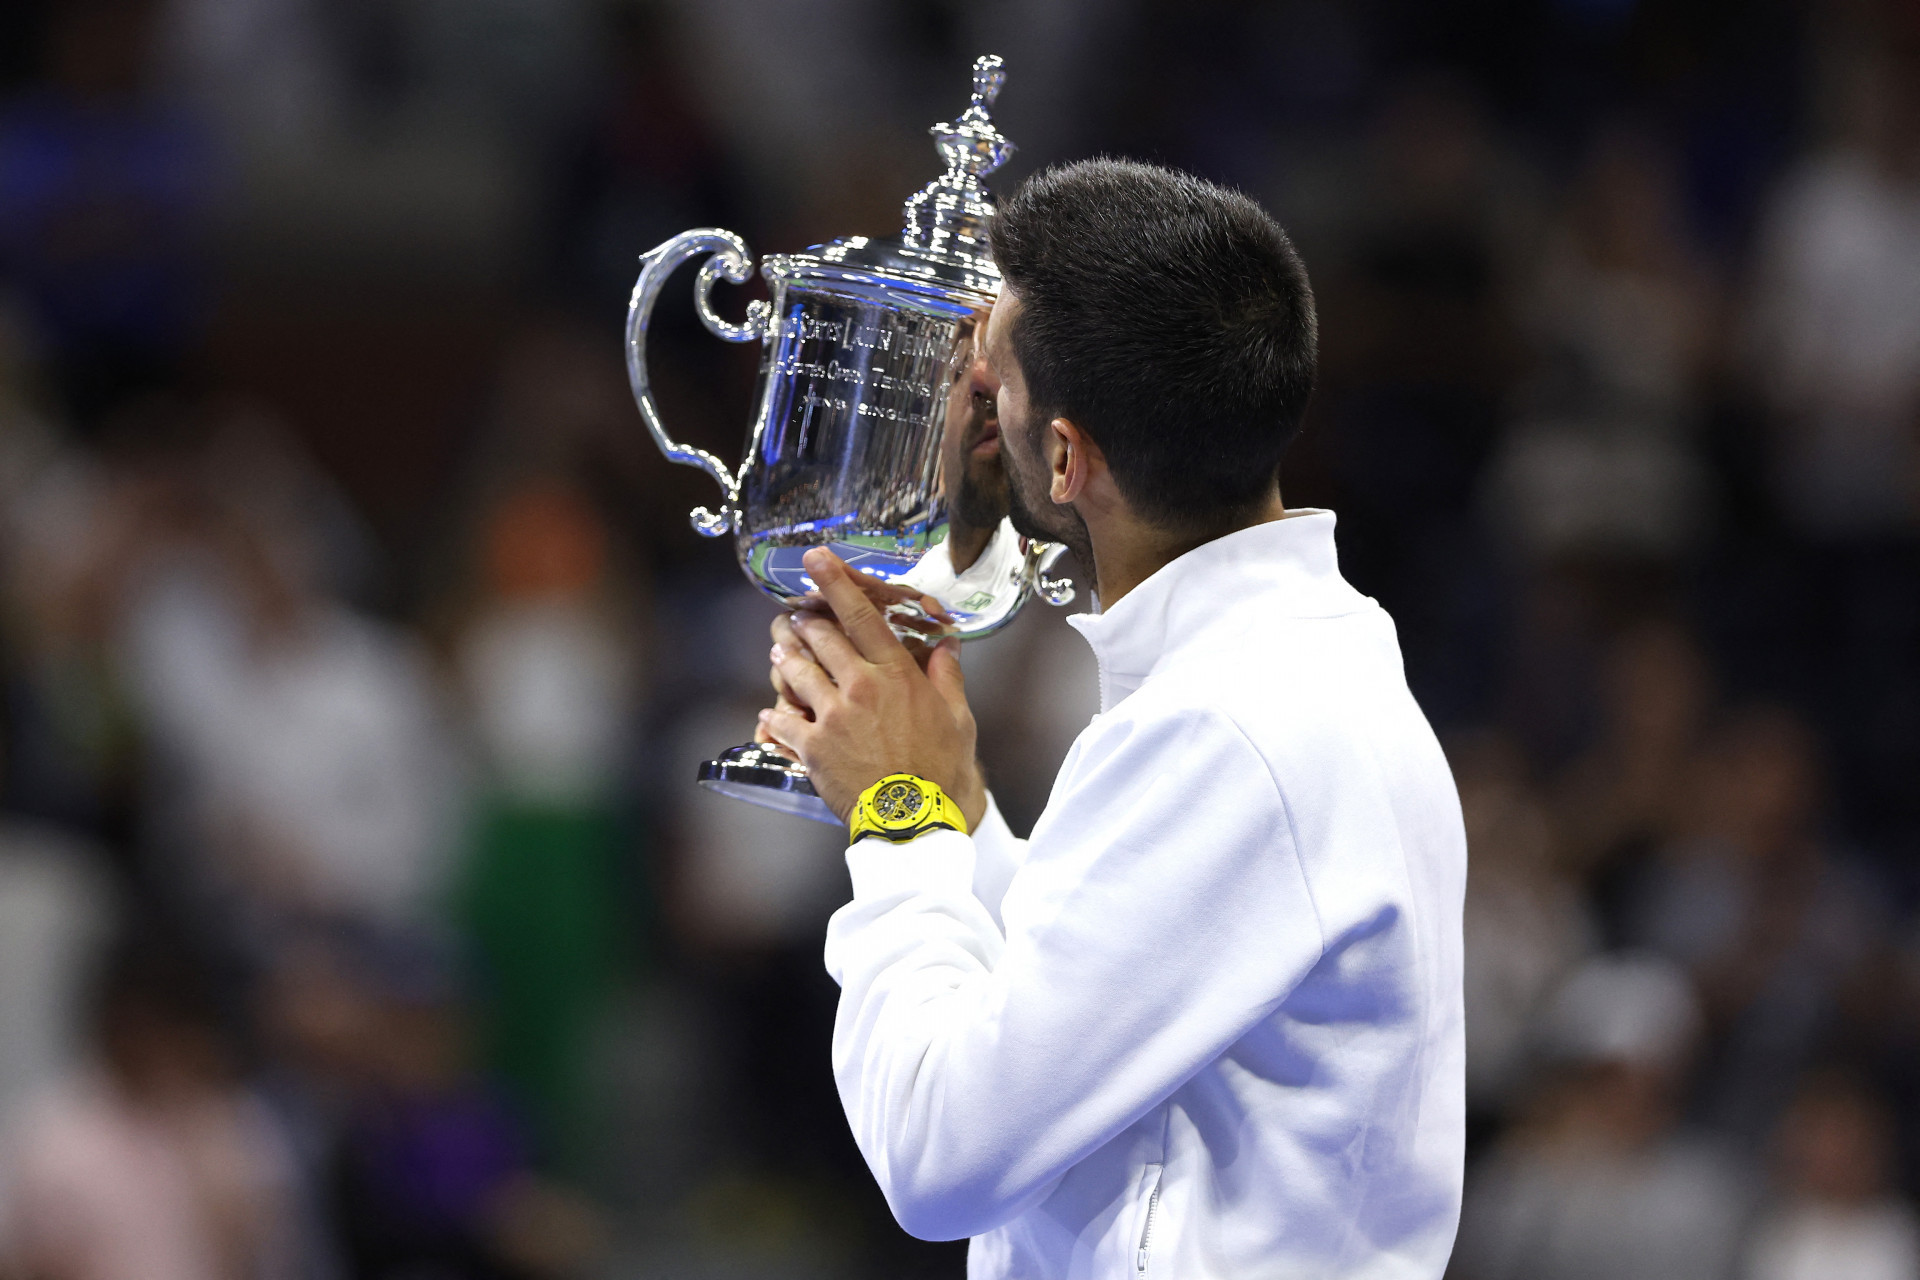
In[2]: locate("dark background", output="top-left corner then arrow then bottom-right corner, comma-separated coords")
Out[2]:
0,0 -> 1916,1276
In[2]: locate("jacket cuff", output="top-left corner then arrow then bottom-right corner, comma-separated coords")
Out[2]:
972,792 -> 1019,862
845,826 -> 976,902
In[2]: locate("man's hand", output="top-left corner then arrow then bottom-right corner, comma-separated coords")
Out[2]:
752,562 -> 949,761
758,548 -> 986,828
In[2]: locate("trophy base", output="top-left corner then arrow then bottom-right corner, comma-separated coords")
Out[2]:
697,742 -> 841,825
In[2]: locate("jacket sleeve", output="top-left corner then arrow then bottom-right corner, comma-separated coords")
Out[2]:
822,703 -> 1327,1241
967,793 -> 1026,932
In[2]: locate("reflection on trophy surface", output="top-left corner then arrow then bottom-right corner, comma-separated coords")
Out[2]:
624,54 -> 1072,824
944,368 -> 1010,571
886,336 -> 1020,612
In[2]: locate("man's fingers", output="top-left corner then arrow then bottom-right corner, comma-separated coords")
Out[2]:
752,714 -> 801,762
768,614 -> 814,690
917,591 -> 953,625
803,548 -> 910,666
758,704 -> 815,758
926,637 -> 969,717
755,688 -> 809,762
772,641 -> 836,711
777,610 -> 863,688
794,572 -> 952,624
788,609 -> 866,683
759,686 -> 809,725
769,616 -> 815,701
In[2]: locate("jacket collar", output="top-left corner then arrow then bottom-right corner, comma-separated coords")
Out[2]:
1065,509 -> 1366,713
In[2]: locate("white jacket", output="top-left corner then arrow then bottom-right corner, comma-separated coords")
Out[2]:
823,510 -> 1467,1278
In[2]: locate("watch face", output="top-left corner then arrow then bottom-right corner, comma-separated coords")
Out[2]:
873,779 -> 928,827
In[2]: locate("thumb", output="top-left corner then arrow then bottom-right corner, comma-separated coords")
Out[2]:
926,637 -> 969,714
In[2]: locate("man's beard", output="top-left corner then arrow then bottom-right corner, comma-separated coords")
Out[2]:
951,452 -> 1009,534
1003,409 -> 1094,581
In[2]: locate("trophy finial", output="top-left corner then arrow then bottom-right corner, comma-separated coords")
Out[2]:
901,54 -> 1014,268
972,55 -> 1005,109
928,54 -> 1014,180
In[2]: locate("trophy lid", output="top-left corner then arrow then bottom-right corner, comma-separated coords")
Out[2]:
901,54 -> 1014,269
765,55 -> 1014,303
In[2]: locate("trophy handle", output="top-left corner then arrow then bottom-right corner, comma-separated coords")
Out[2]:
1028,541 -> 1076,607
625,229 -> 771,537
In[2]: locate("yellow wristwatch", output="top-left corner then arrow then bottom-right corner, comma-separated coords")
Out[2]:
849,774 -> 970,844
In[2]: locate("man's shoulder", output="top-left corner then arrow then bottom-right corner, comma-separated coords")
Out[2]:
1121,612 -> 1401,740
1047,690 -> 1276,819
1062,677 -> 1346,814
1091,612 -> 1448,806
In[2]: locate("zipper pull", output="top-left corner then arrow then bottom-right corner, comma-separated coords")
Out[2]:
1136,1169 -> 1162,1276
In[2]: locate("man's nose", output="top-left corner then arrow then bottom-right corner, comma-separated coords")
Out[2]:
969,357 -> 1001,399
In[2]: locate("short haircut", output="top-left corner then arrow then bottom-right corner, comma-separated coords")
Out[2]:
989,159 -> 1317,528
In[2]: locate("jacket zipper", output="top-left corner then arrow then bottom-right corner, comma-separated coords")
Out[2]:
1136,1166 -> 1163,1277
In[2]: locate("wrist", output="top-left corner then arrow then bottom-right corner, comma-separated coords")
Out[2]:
954,762 -> 988,833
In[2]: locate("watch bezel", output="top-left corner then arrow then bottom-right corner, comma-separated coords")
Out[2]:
870,777 -> 935,829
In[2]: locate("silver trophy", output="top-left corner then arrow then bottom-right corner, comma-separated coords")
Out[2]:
626,55 -> 1073,824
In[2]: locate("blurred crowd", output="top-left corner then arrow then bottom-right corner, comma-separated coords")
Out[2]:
0,0 -> 1916,1277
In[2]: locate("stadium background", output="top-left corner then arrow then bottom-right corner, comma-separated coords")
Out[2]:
0,0 -> 1917,1276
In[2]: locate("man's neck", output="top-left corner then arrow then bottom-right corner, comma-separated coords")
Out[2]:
1088,492 -> 1288,609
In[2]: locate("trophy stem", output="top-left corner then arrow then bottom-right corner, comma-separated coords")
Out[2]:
697,742 -> 840,825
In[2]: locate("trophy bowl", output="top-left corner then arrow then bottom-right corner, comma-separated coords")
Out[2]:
626,55 -> 1072,824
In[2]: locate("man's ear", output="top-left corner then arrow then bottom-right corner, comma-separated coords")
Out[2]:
1047,417 -> 1102,505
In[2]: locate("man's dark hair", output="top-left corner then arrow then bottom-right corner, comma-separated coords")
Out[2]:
989,159 -> 1317,528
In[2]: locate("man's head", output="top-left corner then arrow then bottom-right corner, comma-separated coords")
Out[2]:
981,159 -> 1317,555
